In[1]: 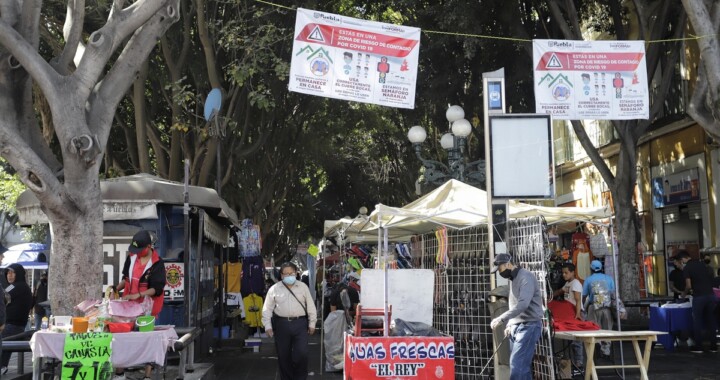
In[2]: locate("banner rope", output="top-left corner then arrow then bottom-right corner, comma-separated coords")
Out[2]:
253,0 -> 717,45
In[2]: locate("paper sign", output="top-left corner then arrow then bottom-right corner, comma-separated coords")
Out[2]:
61,332 -> 113,380
344,335 -> 455,379
533,39 -> 649,120
289,8 -> 421,109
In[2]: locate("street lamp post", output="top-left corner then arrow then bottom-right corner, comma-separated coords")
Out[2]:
407,105 -> 486,188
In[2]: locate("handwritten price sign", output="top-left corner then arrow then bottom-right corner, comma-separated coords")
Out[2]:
62,332 -> 113,380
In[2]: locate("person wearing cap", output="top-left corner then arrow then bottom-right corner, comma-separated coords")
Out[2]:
489,253 -> 544,380
262,262 -> 317,380
113,230 -> 167,380
676,250 -> 717,353
581,259 -> 615,358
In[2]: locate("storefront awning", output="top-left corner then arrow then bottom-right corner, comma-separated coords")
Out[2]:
16,174 -> 238,226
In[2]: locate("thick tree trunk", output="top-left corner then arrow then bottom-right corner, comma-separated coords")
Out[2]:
610,142 -> 642,322
45,179 -> 104,316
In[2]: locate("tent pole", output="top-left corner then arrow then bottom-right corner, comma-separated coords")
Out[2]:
319,238 -> 326,376
383,226 -> 389,337
610,219 -> 625,377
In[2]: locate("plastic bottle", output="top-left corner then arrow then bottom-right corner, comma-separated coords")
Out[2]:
41,316 -> 48,330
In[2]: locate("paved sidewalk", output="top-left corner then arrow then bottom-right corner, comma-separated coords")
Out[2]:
212,331 -> 343,380
6,329 -> 719,379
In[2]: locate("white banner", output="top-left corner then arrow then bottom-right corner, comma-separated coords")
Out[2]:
289,8 -> 421,109
18,201 -> 158,225
533,39 -> 649,120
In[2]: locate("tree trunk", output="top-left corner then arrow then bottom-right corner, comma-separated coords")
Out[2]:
45,177 -> 104,316
611,144 -> 641,321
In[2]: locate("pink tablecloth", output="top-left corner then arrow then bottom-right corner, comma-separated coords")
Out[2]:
30,329 -> 178,367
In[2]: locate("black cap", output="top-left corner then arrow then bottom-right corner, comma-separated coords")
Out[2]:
128,230 -> 153,254
491,253 -> 512,273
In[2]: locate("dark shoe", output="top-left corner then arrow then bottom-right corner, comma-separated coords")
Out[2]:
709,345 -> 718,353
688,345 -> 705,353
572,368 -> 583,377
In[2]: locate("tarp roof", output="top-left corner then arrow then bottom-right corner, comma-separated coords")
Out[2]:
366,179 -> 612,235
16,173 -> 238,226
323,217 -> 414,243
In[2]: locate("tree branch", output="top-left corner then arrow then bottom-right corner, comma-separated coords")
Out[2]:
0,20 -> 61,100
56,0 -> 86,74
74,0 -> 173,96
92,1 -> 180,143
0,124 -> 67,212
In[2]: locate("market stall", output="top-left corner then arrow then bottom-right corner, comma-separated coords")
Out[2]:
348,179 -> 619,379
15,173 -> 239,356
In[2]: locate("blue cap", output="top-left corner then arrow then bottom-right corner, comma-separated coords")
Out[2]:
590,260 -> 603,271
491,253 -> 512,273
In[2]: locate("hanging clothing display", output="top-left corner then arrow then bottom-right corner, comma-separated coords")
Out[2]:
241,255 -> 266,297
238,219 -> 261,257
243,293 -> 264,328
223,261 -> 242,293
571,232 -> 593,281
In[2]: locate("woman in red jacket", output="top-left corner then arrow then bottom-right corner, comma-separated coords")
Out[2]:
113,230 -> 167,380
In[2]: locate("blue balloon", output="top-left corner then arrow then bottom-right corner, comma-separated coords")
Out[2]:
204,88 -> 223,121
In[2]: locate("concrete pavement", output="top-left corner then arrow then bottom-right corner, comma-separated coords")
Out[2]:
6,328 -> 719,379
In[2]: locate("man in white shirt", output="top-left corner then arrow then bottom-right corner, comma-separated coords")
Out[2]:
262,262 -> 318,380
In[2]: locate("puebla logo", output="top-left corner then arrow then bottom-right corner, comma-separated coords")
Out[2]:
166,264 -> 183,288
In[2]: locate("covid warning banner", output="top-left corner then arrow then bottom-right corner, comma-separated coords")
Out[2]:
289,8 -> 420,109
344,335 -> 455,379
533,39 -> 649,120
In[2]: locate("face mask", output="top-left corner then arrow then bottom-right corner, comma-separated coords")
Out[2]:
138,247 -> 150,258
704,259 -> 711,264
282,276 -> 296,285
499,269 -> 512,279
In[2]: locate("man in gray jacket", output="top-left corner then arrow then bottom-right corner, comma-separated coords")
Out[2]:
490,253 -> 544,380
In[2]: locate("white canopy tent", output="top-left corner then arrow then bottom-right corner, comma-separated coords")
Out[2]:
359,179 -> 625,371
369,179 -> 611,232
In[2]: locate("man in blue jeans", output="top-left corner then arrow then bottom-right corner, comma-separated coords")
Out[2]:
490,253 -> 544,380
675,250 -> 718,353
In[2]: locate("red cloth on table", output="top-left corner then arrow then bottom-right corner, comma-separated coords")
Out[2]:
548,300 -> 600,331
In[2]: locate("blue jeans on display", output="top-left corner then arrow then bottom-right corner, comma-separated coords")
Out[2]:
691,294 -> 718,348
508,320 -> 543,380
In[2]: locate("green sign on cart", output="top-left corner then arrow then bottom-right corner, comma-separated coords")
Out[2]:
61,332 -> 113,380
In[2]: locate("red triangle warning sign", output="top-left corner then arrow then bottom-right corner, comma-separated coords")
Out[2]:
546,53 -> 563,69
307,26 -> 325,43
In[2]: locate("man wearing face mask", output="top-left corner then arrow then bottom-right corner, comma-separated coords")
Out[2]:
489,253 -> 544,380
262,262 -> 317,380
113,230 -> 167,380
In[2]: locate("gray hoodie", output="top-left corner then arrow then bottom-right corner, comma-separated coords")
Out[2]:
497,267 -> 544,326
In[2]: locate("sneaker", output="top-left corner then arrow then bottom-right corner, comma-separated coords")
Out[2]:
709,345 -> 718,353
571,368 -> 583,377
111,374 -> 126,380
688,346 -> 704,353
1,367 -> 7,375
